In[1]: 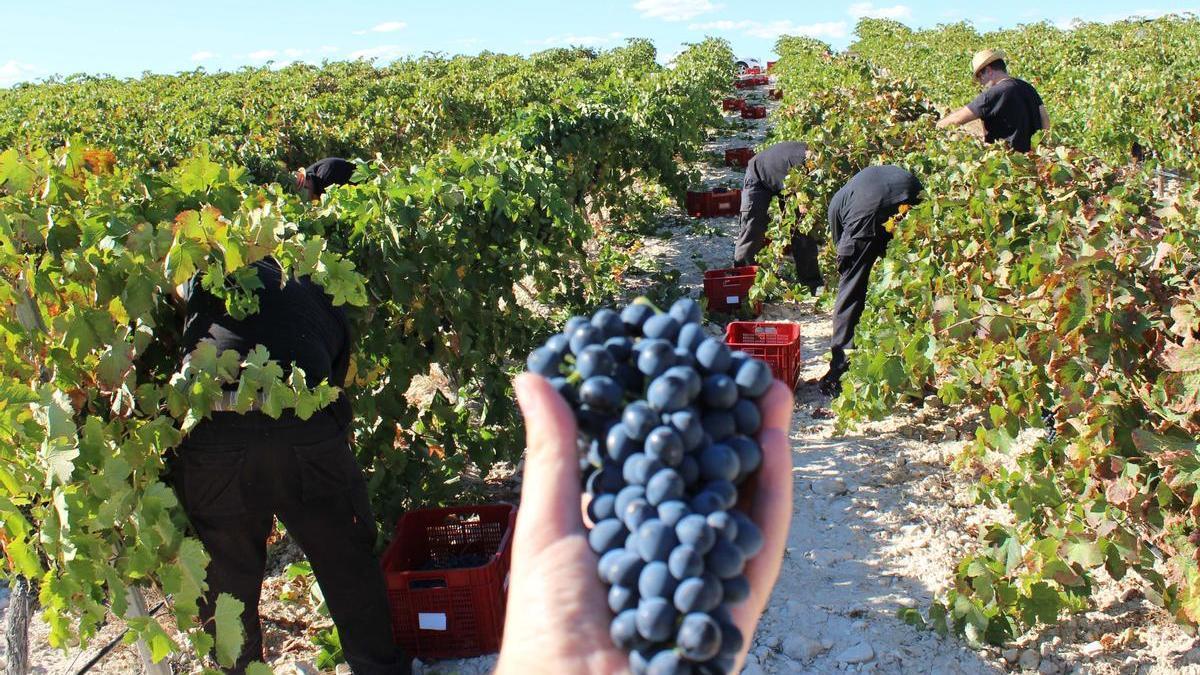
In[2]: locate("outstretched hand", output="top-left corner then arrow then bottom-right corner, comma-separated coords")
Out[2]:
495,373 -> 795,675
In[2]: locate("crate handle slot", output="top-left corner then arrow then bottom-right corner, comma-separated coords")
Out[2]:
410,578 -> 449,590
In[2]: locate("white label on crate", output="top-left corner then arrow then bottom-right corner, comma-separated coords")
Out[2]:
726,296 -> 740,304
419,613 -> 448,631
757,326 -> 777,335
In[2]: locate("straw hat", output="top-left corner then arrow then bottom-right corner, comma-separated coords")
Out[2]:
971,48 -> 1006,76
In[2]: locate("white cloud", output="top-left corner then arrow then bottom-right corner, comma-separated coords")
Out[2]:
0,60 -> 38,87
689,19 -> 849,40
354,21 -> 407,35
847,3 -> 912,20
529,31 -> 625,47
248,49 -> 278,60
350,44 -> 408,61
634,0 -> 722,22
191,50 -> 217,62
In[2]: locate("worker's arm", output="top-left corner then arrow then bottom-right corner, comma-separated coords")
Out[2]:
1039,105 -> 1051,131
936,106 -> 980,129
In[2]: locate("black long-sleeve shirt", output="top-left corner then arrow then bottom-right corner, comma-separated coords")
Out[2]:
744,141 -> 808,194
828,166 -> 923,245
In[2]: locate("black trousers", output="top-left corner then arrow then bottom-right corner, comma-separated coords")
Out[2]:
829,236 -> 889,375
733,182 -> 823,291
170,410 -> 408,675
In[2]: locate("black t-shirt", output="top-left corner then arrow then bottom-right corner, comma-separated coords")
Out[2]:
305,157 -> 356,197
182,259 -> 352,420
967,78 -> 1045,153
828,165 -> 923,246
744,141 -> 808,194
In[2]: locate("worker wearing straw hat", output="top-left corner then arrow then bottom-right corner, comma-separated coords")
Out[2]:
936,48 -> 1050,152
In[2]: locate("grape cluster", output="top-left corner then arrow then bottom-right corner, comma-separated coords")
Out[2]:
526,297 -> 774,675
1041,406 -> 1057,444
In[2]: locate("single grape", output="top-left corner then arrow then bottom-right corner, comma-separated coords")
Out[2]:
700,374 -> 738,409
695,338 -> 732,374
635,519 -> 679,562
705,538 -> 746,579
715,617 -> 743,658
643,314 -> 682,342
674,514 -> 717,555
580,375 -> 624,410
676,613 -> 722,662
623,499 -> 657,532
576,344 -> 616,379
550,376 -> 577,405
527,346 -> 561,377
647,375 -> 690,413
638,560 -> 679,599
611,608 -> 641,651
721,575 -> 750,604
569,323 -> 604,355
588,493 -> 616,522
605,336 -> 635,361
702,480 -> 738,510
667,410 -> 705,453
669,297 -> 703,325
598,548 -> 627,584
727,436 -> 762,476
688,490 -> 725,516
621,303 -> 655,335
592,308 -> 626,339
733,359 -> 773,398
698,444 -> 740,482
677,322 -> 707,353
607,424 -> 639,464
623,453 -> 665,486
638,340 -> 677,378
623,401 -> 659,441
645,426 -> 685,466
667,544 -> 704,579
663,366 -> 702,401
545,333 -> 570,356
647,649 -> 692,675
564,315 -> 589,335
657,500 -> 692,527
706,511 -> 738,542
604,549 -> 646,588
672,574 -> 723,613
588,518 -> 628,554
730,511 -> 764,558
646,468 -> 685,506
615,485 -> 648,516
732,398 -> 761,435
636,598 -> 678,642
609,584 -> 639,614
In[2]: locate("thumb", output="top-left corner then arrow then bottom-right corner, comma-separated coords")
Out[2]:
512,373 -> 585,553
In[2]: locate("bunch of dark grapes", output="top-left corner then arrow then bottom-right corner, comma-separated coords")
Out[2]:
1041,406 -> 1057,444
527,297 -> 775,675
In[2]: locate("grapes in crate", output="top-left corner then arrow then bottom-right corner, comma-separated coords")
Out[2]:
526,296 -> 774,674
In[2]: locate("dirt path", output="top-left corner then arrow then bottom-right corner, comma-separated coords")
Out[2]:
6,80 -> 1200,675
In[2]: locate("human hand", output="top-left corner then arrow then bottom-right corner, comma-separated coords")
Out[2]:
495,373 -> 795,675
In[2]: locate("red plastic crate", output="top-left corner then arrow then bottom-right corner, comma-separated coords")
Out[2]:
724,321 -> 802,388
768,87 -> 783,100
767,60 -> 778,71
725,147 -> 754,168
703,266 -> 761,315
722,97 -> 745,112
734,75 -> 769,88
741,105 -> 767,120
686,189 -> 742,218
744,66 -> 762,75
382,504 -> 516,659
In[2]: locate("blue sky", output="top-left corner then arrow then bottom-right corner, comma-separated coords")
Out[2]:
1,1 -> 1196,87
